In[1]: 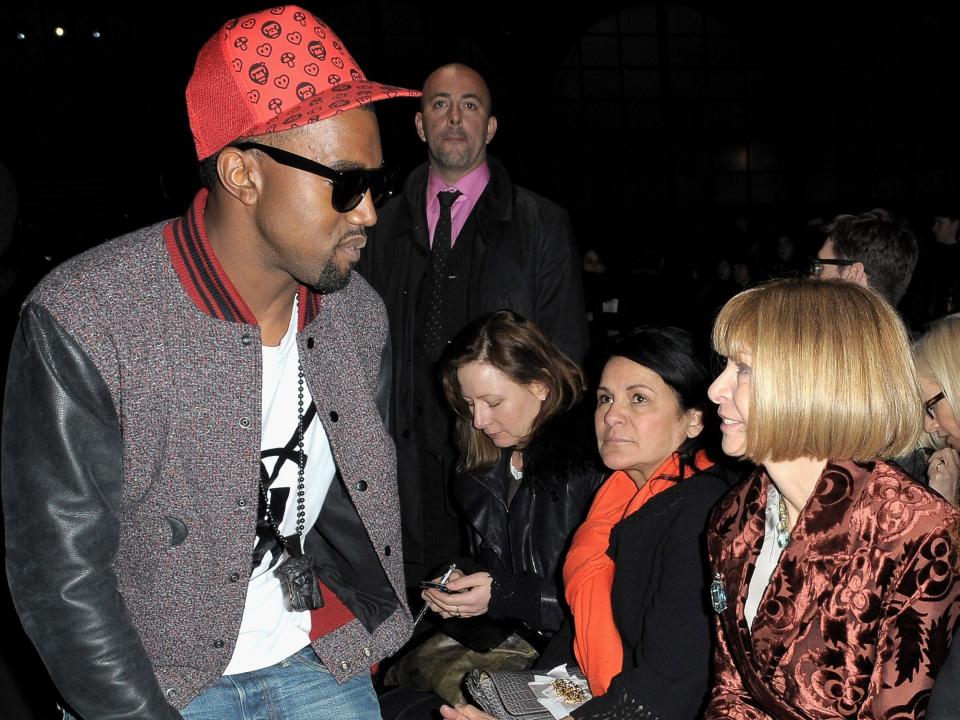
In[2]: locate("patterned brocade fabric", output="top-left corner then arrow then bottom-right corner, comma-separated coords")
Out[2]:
705,460 -> 960,720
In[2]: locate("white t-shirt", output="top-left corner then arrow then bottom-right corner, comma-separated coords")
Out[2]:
224,299 -> 336,674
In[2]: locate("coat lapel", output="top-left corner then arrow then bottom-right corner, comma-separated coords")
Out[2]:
713,471 -> 766,672
749,463 -> 861,681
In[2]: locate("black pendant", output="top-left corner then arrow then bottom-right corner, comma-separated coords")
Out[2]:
277,553 -> 324,611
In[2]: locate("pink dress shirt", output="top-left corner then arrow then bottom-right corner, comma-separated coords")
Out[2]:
425,163 -> 491,248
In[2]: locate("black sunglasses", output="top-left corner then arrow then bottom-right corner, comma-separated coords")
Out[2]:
925,391 -> 946,420
808,257 -> 856,277
233,141 -> 397,213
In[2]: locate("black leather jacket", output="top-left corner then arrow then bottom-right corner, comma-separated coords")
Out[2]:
453,408 -> 604,633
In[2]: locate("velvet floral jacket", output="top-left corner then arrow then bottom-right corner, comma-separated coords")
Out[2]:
705,460 -> 960,720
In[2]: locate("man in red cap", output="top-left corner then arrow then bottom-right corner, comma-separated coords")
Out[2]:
2,6 -> 418,719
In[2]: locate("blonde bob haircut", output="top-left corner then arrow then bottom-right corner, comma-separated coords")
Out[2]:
914,314 -> 960,449
712,278 -> 922,463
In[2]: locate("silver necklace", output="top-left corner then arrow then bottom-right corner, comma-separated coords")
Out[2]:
776,493 -> 791,548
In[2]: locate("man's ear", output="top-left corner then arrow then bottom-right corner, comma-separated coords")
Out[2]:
216,147 -> 261,206
415,112 -> 426,143
485,115 -> 498,145
841,261 -> 868,288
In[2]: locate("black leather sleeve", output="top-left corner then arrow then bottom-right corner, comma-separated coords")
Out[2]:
376,328 -> 392,432
2,303 -> 181,720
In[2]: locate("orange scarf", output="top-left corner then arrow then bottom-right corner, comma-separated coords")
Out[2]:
563,451 -> 708,695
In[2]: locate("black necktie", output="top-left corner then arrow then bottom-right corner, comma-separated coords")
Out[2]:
422,189 -> 461,360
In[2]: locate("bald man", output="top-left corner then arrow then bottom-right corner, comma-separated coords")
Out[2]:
359,64 -> 588,584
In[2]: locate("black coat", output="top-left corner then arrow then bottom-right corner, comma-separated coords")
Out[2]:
542,464 -> 743,720
358,158 -> 589,567
455,409 -> 604,635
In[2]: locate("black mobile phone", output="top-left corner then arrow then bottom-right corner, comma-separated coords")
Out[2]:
419,581 -> 451,592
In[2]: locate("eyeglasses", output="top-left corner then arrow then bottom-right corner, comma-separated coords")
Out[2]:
925,391 -> 946,420
808,257 -> 856,277
232,141 -> 397,213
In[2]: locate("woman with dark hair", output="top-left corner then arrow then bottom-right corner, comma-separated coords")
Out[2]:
440,326 -> 741,720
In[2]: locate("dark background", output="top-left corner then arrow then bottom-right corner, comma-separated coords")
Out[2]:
2,1 -> 960,717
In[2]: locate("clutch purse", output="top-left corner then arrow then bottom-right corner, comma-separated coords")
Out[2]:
465,667 -> 589,720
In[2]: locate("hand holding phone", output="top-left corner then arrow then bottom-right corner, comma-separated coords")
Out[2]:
419,580 -> 452,592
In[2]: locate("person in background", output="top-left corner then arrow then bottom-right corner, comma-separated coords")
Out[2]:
358,64 -> 588,586
812,208 -> 918,309
706,278 -> 960,719
914,315 -> 960,505
918,315 -> 960,719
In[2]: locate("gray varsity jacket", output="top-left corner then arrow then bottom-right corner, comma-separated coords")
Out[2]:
1,191 -> 412,719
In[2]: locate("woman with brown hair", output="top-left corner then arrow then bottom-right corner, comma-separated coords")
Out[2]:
706,278 -> 960,719
420,310 -> 602,631
390,311 -> 603,708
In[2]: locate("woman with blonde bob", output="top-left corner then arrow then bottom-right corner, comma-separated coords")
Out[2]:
705,278 -> 960,719
914,315 -> 960,507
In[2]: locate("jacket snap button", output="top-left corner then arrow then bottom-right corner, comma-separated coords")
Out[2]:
166,688 -> 178,699
229,572 -> 240,582
362,647 -> 372,657
238,498 -> 247,508
239,417 -> 250,428
306,337 -> 315,349
356,481 -> 368,492
241,333 -> 252,346
214,639 -> 225,648
384,545 -> 391,556
329,411 -> 339,422
339,660 -> 350,671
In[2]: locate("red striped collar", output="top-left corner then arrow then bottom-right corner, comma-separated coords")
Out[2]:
164,190 -> 322,332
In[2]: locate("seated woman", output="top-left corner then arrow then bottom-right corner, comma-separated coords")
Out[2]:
424,310 -> 604,631
396,311 -> 603,706
705,278 -> 960,719
916,316 -> 960,720
914,315 -> 960,506
442,326 -> 740,720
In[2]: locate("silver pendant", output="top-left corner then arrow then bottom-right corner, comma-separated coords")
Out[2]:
710,572 -> 728,613
776,528 -> 791,548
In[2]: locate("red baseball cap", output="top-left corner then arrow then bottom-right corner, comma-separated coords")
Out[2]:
187,5 -> 419,160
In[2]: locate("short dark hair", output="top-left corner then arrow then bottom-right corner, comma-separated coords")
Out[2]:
825,208 -> 918,305
441,310 -> 585,472
608,326 -> 713,477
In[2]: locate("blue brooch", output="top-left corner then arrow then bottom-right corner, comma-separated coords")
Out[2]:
710,572 -> 728,613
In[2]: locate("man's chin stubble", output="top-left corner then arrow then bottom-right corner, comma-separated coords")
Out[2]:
312,262 -> 352,294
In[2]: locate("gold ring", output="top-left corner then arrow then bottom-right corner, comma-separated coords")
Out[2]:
455,606 -> 461,618
937,461 -> 946,471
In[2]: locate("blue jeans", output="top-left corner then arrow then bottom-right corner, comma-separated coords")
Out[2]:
62,646 -> 381,720
180,645 -> 381,720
